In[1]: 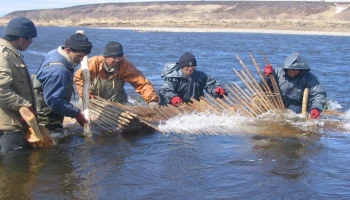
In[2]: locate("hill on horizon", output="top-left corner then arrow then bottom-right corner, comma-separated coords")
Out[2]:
1,1 -> 350,32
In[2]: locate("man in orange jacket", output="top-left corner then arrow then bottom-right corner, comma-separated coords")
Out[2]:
74,41 -> 159,106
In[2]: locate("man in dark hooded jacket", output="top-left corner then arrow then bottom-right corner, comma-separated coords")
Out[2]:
159,52 -> 227,106
263,52 -> 327,119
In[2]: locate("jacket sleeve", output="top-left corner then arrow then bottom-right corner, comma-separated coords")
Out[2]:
203,73 -> 220,97
306,74 -> 327,111
42,74 -> 80,118
159,77 -> 178,105
74,58 -> 100,97
120,62 -> 159,103
0,60 -> 31,111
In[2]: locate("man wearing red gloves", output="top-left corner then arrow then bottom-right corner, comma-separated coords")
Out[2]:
263,52 -> 327,119
159,52 -> 227,106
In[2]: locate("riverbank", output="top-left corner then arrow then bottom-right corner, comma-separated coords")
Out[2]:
1,20 -> 350,37
93,26 -> 350,36
1,1 -> 350,35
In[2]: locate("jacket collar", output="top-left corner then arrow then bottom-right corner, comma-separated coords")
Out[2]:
0,38 -> 22,58
58,46 -> 76,66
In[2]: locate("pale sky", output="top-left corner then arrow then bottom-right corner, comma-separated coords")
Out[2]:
1,0 -> 348,17
0,0 -> 134,17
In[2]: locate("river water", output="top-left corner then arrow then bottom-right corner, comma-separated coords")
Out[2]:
0,26 -> 350,199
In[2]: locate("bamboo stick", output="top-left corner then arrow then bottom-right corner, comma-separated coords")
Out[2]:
261,51 -> 285,109
301,88 -> 309,117
231,82 -> 263,116
232,68 -> 264,114
236,71 -> 271,113
91,99 -> 135,120
236,55 -> 275,110
221,94 -> 240,113
224,84 -> 256,117
249,52 -> 282,109
90,103 -> 131,124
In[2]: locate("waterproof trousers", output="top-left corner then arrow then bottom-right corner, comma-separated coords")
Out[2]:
0,130 -> 30,153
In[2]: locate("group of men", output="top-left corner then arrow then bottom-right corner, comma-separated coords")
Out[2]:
0,17 -> 327,153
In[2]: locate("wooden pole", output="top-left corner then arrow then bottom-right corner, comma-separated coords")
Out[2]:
78,30 -> 92,137
261,51 -> 285,109
236,55 -> 276,110
301,88 -> 309,117
19,107 -> 43,142
249,53 -> 281,109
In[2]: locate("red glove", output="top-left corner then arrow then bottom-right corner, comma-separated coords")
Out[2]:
76,112 -> 88,126
89,94 -> 95,99
170,96 -> 183,106
309,108 -> 320,119
215,86 -> 226,96
264,64 -> 273,76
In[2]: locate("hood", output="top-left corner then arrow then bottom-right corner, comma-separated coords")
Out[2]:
161,62 -> 181,78
282,52 -> 311,73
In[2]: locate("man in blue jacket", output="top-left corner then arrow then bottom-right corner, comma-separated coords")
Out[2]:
159,52 -> 227,106
263,52 -> 327,119
33,33 -> 92,130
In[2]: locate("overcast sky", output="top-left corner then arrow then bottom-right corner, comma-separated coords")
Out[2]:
1,0 -> 347,17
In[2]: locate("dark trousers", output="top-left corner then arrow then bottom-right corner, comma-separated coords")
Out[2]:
0,130 -> 30,153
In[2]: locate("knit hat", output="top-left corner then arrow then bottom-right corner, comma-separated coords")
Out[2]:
103,41 -> 124,57
64,33 -> 92,54
178,52 -> 196,68
5,17 -> 37,38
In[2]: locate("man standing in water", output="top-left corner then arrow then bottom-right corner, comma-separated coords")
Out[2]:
74,41 -> 160,106
159,52 -> 227,106
33,32 -> 92,130
263,52 -> 327,119
0,17 -> 37,153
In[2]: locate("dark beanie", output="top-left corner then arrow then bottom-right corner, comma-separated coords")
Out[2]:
178,52 -> 196,68
5,17 -> 37,38
103,41 -> 124,57
64,33 -> 92,54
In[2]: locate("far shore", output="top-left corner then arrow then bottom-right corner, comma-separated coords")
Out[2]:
90,26 -> 350,36
1,23 -> 349,36
1,1 -> 350,37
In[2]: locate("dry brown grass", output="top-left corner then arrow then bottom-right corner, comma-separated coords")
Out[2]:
1,1 -> 350,32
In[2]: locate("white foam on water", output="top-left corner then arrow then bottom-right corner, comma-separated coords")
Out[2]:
327,100 -> 343,110
158,109 -> 331,135
343,109 -> 350,131
27,50 -> 47,56
127,96 -> 137,104
256,109 -> 325,133
158,111 -> 252,134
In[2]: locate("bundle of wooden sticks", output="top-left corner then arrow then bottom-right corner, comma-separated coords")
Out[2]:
88,53 -> 288,133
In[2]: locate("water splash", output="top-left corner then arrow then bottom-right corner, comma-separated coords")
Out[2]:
158,111 -> 252,134
327,100 -> 343,110
158,109 -> 326,135
343,109 -> 350,131
27,50 -> 47,56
